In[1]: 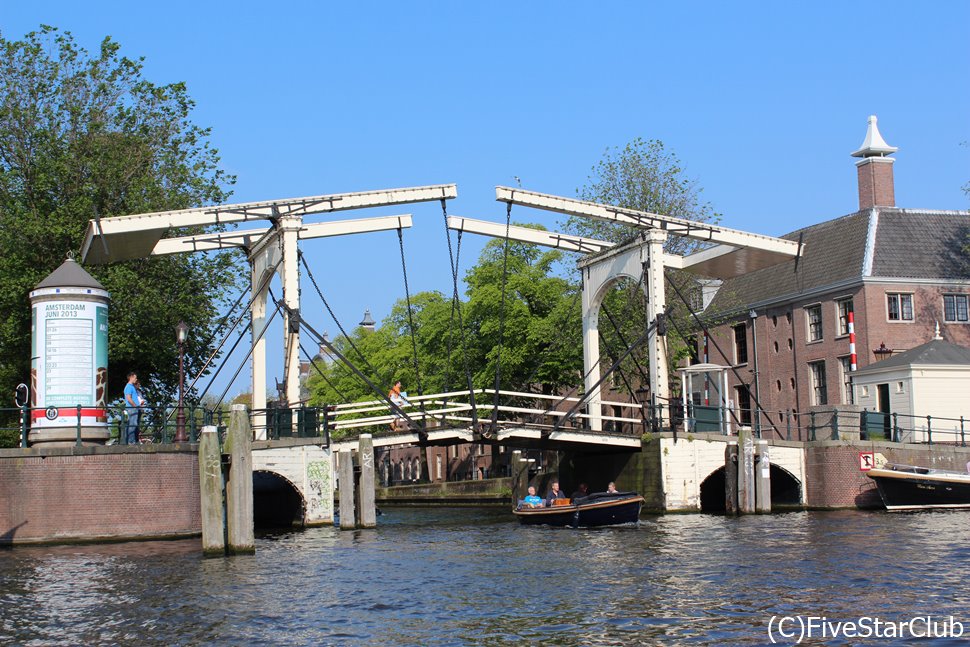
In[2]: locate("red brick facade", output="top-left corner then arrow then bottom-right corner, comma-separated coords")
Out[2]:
856,158 -> 895,210
0,446 -> 200,545
704,283 -> 970,429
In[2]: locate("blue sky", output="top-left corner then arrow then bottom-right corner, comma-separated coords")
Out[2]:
4,2 -> 969,400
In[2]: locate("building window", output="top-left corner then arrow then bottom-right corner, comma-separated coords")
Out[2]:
887,293 -> 914,321
943,294 -> 969,323
836,298 -> 853,336
733,323 -> 748,364
734,384 -> 752,426
838,356 -> 853,405
809,361 -> 827,406
806,305 -> 823,342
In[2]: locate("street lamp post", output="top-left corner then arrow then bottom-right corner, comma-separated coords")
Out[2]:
175,320 -> 189,442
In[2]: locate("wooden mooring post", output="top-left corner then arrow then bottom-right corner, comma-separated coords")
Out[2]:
724,441 -> 739,516
338,450 -> 356,530
198,405 -> 255,556
198,425 -> 225,556
357,434 -> 377,528
224,404 -> 255,554
738,431 -> 756,514
755,440 -> 772,513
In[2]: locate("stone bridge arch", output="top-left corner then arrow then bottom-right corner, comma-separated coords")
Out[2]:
252,444 -> 334,526
699,463 -> 802,512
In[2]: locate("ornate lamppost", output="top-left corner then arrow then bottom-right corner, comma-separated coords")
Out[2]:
175,320 -> 189,442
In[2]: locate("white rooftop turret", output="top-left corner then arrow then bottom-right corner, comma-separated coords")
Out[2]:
851,115 -> 898,158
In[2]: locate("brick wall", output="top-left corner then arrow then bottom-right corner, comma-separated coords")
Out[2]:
0,446 -> 200,545
804,441 -> 970,509
856,158 -> 895,210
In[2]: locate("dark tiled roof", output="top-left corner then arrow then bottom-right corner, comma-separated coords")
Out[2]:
871,209 -> 970,279
707,211 -> 871,311
854,339 -> 970,373
34,258 -> 105,290
706,208 -> 970,314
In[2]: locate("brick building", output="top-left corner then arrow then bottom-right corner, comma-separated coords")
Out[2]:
699,116 -> 970,429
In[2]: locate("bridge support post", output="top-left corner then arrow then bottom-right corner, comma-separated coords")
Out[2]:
225,405 -> 255,554
338,450 -> 357,530
755,440 -> 771,513
357,435 -> 377,528
199,425 -> 226,555
738,431 -> 756,514
724,441 -> 739,516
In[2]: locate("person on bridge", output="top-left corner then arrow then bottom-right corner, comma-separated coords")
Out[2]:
522,486 -> 544,508
123,372 -> 145,444
388,380 -> 411,432
546,481 -> 567,505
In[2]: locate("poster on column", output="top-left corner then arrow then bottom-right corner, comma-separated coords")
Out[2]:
32,300 -> 109,427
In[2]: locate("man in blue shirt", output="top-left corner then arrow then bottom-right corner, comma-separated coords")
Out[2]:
123,372 -> 144,444
522,486 -> 544,508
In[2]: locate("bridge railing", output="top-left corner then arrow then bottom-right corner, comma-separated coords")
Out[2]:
0,403 -> 333,448
323,388 -> 653,440
683,404 -> 968,447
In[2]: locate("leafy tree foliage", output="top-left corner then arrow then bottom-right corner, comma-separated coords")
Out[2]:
0,27 -> 241,423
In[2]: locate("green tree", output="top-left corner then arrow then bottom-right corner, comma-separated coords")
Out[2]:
565,138 -> 724,398
0,27 -> 241,430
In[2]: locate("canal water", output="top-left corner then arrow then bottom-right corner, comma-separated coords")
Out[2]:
2,508 -> 968,645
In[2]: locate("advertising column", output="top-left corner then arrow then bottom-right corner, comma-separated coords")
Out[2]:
28,257 -> 110,446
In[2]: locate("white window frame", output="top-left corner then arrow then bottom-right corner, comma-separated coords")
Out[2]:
837,356 -> 853,405
809,360 -> 827,406
943,294 -> 969,323
887,292 -> 914,322
835,297 -> 853,337
805,304 -> 823,342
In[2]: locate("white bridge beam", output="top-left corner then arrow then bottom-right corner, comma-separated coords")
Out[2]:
495,186 -> 799,259
81,184 -> 455,264
151,215 -> 414,257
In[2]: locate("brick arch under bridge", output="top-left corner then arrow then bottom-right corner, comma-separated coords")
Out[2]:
252,444 -> 334,526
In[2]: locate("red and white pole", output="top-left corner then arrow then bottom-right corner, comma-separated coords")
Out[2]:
848,311 -> 857,371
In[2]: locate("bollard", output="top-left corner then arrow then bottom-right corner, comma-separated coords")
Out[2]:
198,425 -> 226,556
338,450 -> 356,530
357,434 -> 377,528
926,416 -> 933,445
755,440 -> 771,514
223,404 -> 255,554
724,441 -> 739,516
738,430 -> 756,514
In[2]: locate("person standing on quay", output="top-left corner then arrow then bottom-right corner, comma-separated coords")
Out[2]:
124,372 -> 145,444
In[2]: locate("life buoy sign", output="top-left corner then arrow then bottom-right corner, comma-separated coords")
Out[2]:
45,406 -> 58,421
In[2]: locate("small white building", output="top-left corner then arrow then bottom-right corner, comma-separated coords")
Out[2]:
852,336 -> 970,443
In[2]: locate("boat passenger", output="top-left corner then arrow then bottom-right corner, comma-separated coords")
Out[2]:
570,483 -> 589,500
546,481 -> 567,505
522,486 -> 544,508
606,482 -> 618,494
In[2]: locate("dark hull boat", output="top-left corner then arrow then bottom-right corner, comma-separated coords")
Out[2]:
513,492 -> 643,527
866,464 -> 970,511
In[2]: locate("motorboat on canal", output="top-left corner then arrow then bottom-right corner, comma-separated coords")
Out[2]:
513,491 -> 643,527
866,463 -> 970,511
